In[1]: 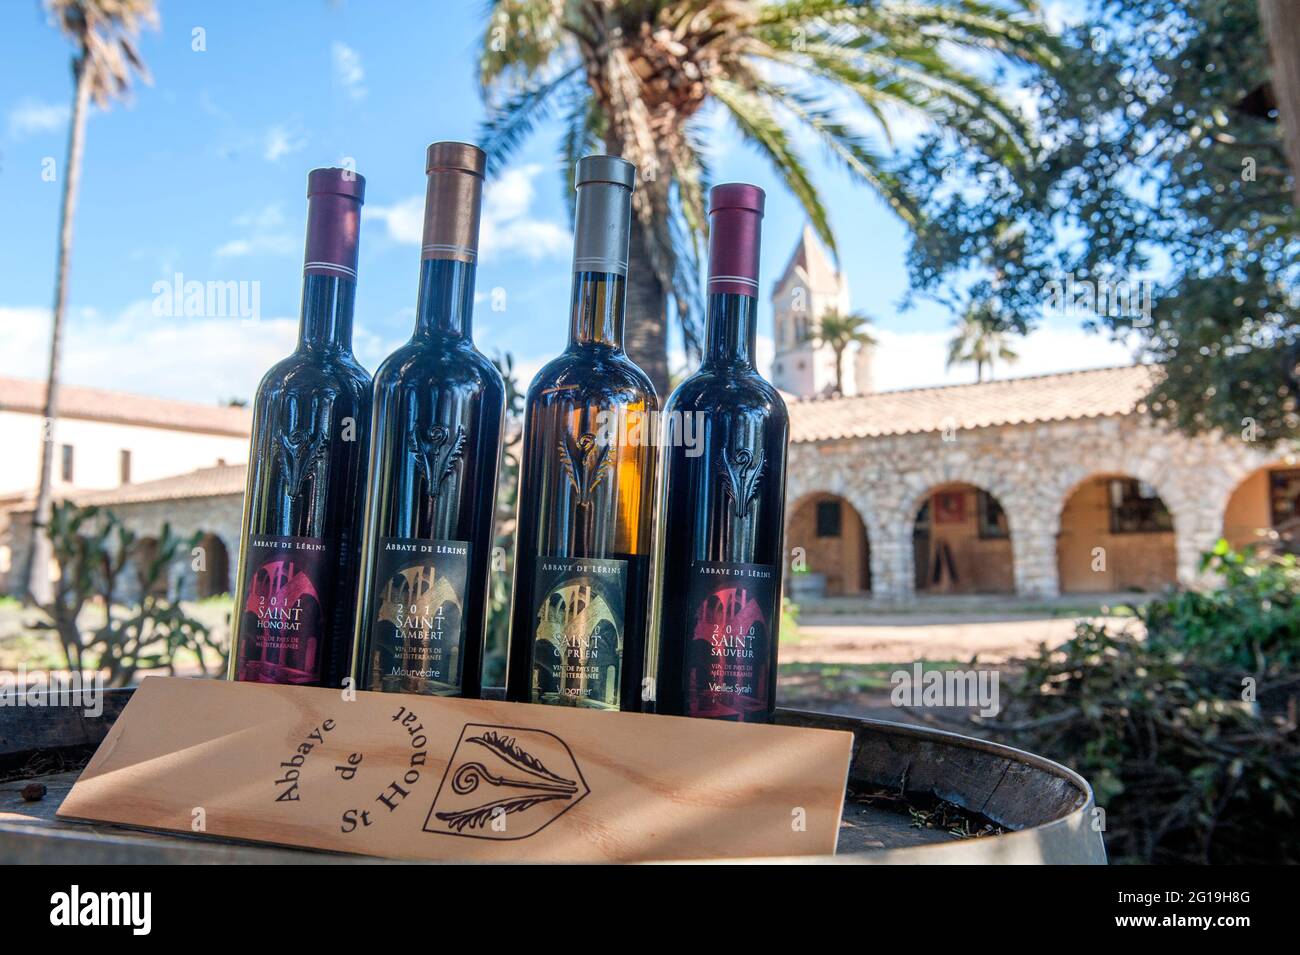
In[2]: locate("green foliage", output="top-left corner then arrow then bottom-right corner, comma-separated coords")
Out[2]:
1143,540 -> 1300,672
478,0 -> 1059,362
484,352 -> 527,687
779,596 -> 802,645
30,501 -> 220,687
900,0 -> 1299,442
999,545 -> 1299,864
814,310 -> 876,395
945,303 -> 1020,383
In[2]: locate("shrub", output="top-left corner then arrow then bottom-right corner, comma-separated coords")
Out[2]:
30,501 -> 222,687
997,544 -> 1299,864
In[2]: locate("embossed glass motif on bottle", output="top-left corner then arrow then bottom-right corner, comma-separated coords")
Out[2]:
229,168 -> 373,687
505,155 -> 659,711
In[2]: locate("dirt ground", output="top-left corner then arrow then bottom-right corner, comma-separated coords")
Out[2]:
784,610 -> 1131,666
776,608 -> 1138,727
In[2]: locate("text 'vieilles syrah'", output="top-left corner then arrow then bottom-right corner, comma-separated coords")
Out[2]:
648,184 -> 789,722
351,143 -> 505,697
229,168 -> 372,688
506,155 -> 659,711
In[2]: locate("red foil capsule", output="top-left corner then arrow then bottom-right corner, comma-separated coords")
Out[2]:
707,183 -> 765,297
304,167 -> 366,280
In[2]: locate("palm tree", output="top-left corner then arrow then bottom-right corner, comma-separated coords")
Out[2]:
815,309 -> 875,395
946,306 -> 1019,382
20,0 -> 156,601
477,0 -> 1057,394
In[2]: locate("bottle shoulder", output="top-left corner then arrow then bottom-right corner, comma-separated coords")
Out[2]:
665,368 -> 788,420
257,351 -> 372,403
527,349 -> 658,409
376,339 -> 505,397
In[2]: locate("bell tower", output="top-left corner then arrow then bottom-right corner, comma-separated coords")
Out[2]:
769,226 -> 871,397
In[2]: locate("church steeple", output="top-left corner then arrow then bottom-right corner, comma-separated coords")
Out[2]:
770,226 -> 869,397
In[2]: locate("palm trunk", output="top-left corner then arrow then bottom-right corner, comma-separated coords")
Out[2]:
833,345 -> 846,395
22,55 -> 90,603
1260,0 -> 1300,205
624,219 -> 670,396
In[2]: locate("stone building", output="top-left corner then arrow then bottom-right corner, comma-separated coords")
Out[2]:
7,364 -> 1293,608
0,376 -> 249,599
2,465 -> 245,602
784,364 -> 1299,601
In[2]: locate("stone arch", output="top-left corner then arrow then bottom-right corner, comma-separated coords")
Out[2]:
786,490 -> 872,596
195,532 -> 232,598
874,449 -> 1051,598
909,481 -> 1015,595
129,536 -> 169,601
1056,472 -> 1177,593
1222,457 -> 1300,554
1031,429 -> 1220,589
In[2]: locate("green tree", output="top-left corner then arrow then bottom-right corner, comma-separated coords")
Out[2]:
22,0 -> 157,601
477,0 -> 1058,394
814,309 -> 875,395
900,0 -> 1299,442
946,306 -> 1019,382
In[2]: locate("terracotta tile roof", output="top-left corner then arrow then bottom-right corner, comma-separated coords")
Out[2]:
74,464 -> 248,507
0,376 -> 252,437
788,365 -> 1158,443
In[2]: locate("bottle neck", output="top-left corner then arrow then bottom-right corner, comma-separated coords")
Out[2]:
298,274 -> 356,353
414,259 -> 476,340
703,292 -> 759,368
568,272 -> 626,349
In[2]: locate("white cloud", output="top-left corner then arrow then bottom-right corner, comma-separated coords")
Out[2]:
216,203 -> 295,257
264,124 -> 305,162
364,195 -> 424,243
366,164 -> 570,262
0,303 -> 298,404
480,165 -> 571,260
332,42 -> 366,100
7,99 -> 70,139
867,321 -> 1136,392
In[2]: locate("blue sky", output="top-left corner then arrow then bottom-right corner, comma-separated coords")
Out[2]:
0,0 -> 1131,405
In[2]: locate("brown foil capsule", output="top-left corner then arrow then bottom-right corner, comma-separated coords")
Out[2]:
422,142 -> 486,264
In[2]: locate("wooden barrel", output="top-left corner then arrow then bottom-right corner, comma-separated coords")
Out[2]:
0,688 -> 1104,864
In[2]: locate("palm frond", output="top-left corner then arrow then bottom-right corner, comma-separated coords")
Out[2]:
478,0 -> 572,86
480,66 -> 583,175
758,82 -> 918,223
709,77 -> 836,255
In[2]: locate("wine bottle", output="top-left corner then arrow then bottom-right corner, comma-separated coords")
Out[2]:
351,142 -> 505,697
646,183 -> 789,722
228,168 -> 373,688
505,155 -> 658,711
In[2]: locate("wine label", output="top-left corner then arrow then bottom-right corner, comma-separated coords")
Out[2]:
364,537 -> 470,695
529,556 -> 628,709
684,562 -> 777,721
235,535 -> 333,685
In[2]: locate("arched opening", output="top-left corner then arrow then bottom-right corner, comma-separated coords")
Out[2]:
1223,461 -> 1300,554
195,533 -> 231,598
1057,474 -> 1176,593
786,493 -> 871,596
912,483 -> 1013,594
129,536 -> 169,600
